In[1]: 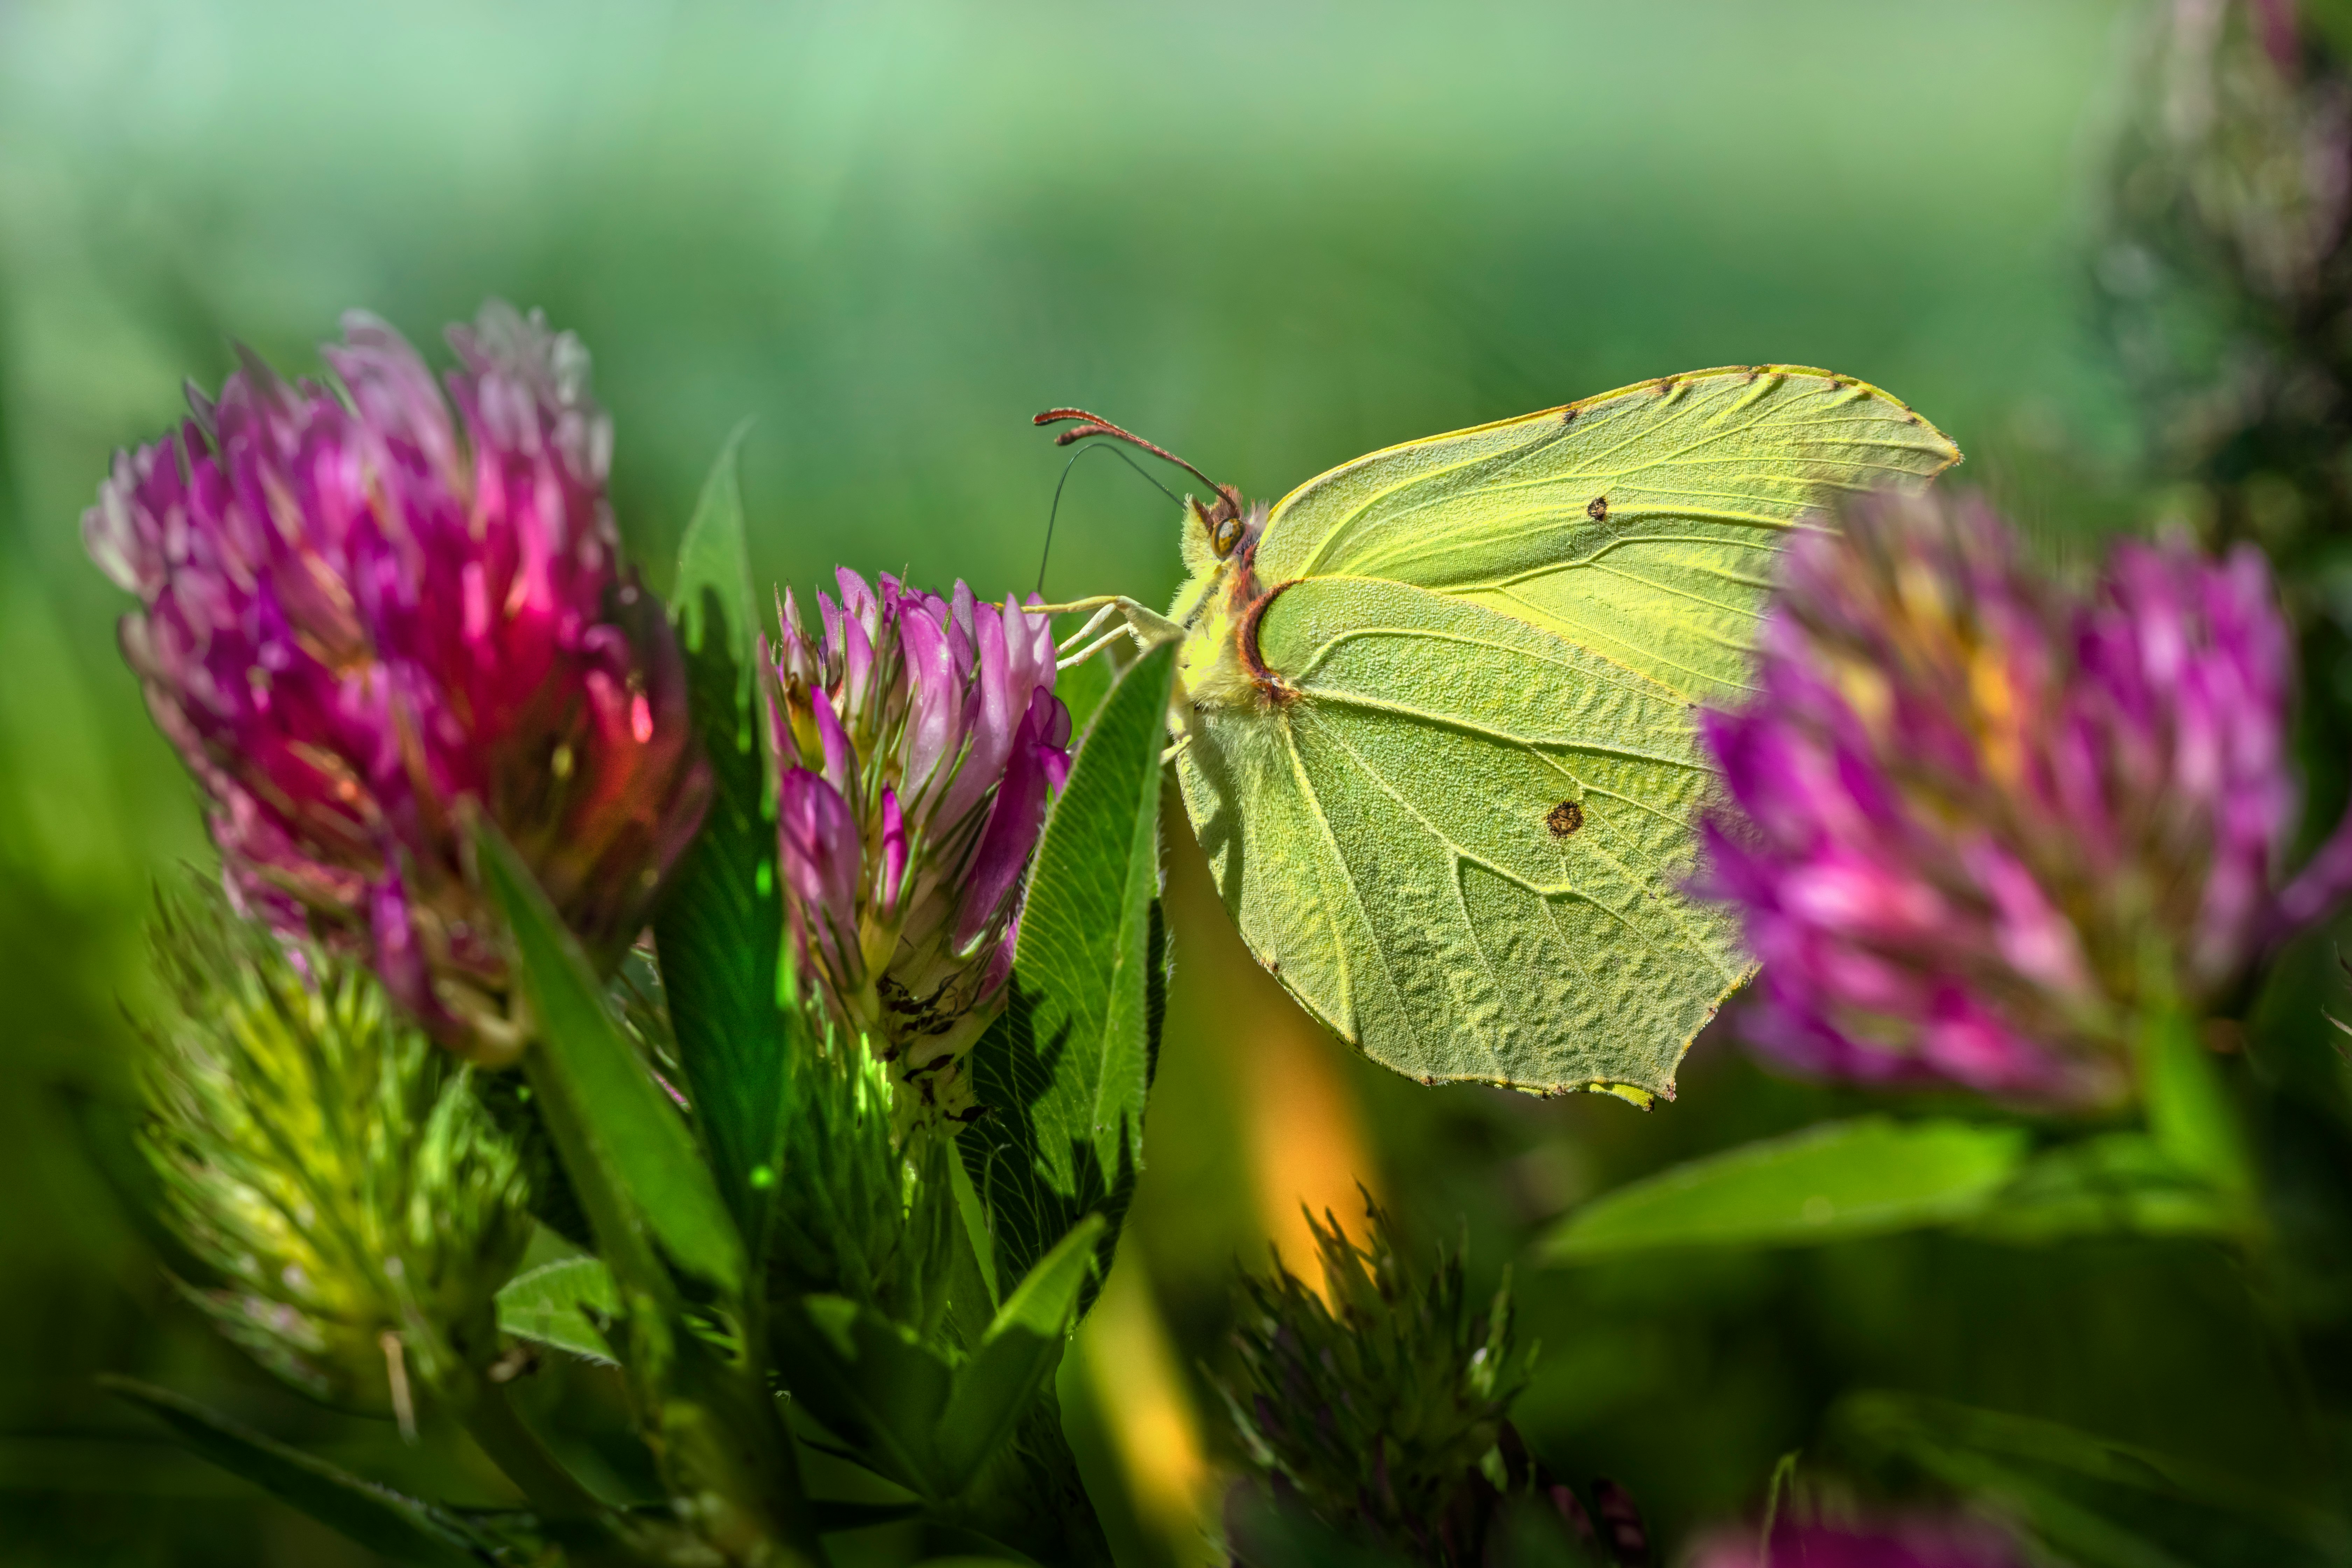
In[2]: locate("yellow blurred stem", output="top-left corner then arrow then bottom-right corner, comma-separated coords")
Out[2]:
1080,1259 -> 1210,1551
1239,996 -> 1380,1288
1162,781 -> 1381,1289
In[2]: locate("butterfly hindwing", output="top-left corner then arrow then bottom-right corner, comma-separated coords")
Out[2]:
1180,577 -> 1746,1098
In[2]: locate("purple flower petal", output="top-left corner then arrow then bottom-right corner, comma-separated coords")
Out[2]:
1696,489 -> 2308,1107
768,562 -> 1073,1120
84,302 -> 709,1062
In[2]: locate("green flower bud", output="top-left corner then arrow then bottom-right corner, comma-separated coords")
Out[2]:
766,1030 -> 959,1341
138,888 -> 531,1422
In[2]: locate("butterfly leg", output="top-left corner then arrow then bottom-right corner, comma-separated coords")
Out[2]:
1058,626 -> 1136,670
1026,596 -> 1183,669
1048,600 -> 1126,654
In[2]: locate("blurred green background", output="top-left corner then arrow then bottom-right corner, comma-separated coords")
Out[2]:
14,1 -> 2331,1563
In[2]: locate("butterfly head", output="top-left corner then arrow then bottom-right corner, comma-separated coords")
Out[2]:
1031,406 -> 1259,569
1187,488 -> 1265,564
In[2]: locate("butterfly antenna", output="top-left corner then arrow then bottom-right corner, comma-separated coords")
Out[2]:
1036,441 -> 1181,598
1034,406 -> 1248,556
1033,407 -> 1228,490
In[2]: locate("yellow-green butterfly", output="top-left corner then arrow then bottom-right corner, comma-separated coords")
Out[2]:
1035,367 -> 1958,1104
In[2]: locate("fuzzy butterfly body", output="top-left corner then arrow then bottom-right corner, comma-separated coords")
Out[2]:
1044,366 -> 1959,1103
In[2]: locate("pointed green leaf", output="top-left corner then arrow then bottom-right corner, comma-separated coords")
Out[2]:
102,1377 -> 493,1567
934,1214 -> 1105,1492
985,1211 -> 1105,1342
480,823 -> 744,1296
960,643 -> 1174,1306
770,1295 -> 956,1498
495,1257 -> 620,1366
1539,1117 -> 2030,1263
659,425 -> 794,1246
672,420 -> 759,680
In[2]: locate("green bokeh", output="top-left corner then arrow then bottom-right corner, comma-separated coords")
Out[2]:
15,2 -> 2306,1562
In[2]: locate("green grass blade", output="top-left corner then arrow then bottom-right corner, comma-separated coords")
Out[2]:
481,822 -> 745,1296
770,1295 -> 955,1499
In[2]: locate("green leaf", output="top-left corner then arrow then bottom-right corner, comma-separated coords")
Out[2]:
495,1257 -> 620,1365
960,643 -> 1175,1306
1837,1392 -> 2352,1568
659,425 -> 795,1247
771,1295 -> 957,1498
1965,1133 -> 2245,1245
101,1377 -> 493,1567
934,1214 -> 1105,1492
672,420 -> 759,680
1539,1116 -> 2030,1263
480,822 -> 745,1297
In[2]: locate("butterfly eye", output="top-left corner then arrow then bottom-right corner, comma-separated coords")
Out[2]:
1213,515 -> 1244,557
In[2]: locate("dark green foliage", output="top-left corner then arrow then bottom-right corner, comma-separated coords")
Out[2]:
2096,1 -> 2352,569
102,1378 -> 501,1568
657,426 -> 793,1252
960,642 -> 1176,1306
1216,1200 -> 1560,1567
1837,1392 -> 2352,1568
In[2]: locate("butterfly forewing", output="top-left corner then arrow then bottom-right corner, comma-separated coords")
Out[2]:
1252,366 -> 1960,704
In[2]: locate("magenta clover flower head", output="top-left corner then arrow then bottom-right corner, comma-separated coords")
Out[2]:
1699,488 -> 2344,1106
84,302 -> 710,1064
1689,1515 -> 2026,1568
769,568 -> 1071,1119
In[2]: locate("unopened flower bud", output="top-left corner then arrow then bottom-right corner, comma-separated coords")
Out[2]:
138,890 -> 530,1419
768,570 -> 1070,1120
